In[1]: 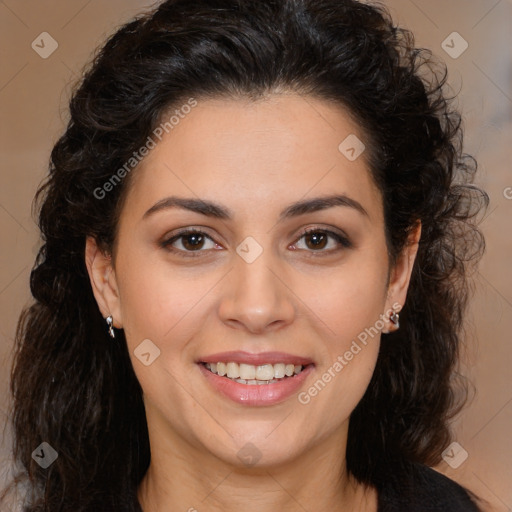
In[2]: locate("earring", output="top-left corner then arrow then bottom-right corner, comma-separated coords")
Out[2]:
390,310 -> 400,330
106,315 -> 115,339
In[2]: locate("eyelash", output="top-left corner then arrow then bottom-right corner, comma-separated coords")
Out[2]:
160,227 -> 352,258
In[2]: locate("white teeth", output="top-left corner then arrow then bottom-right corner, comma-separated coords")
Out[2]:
274,363 -> 285,379
235,378 -> 279,385
204,361 -> 306,383
239,363 -> 256,380
256,364 -> 274,381
217,362 -> 227,376
226,362 -> 239,379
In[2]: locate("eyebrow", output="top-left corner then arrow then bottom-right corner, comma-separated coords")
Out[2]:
143,194 -> 369,221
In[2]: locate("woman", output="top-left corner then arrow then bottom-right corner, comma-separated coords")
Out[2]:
2,0 -> 489,510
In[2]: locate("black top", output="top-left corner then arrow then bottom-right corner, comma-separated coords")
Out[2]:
131,463 -> 480,511
377,463 -> 480,511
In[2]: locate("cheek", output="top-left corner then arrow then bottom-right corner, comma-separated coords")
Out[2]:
115,247 -> 217,345
295,254 -> 387,409
297,297 -> 383,431
114,251 -> 215,416
301,255 -> 388,347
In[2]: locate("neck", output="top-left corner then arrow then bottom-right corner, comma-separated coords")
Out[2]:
137,415 -> 377,512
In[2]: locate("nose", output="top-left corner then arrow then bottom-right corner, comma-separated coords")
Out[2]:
217,245 -> 296,334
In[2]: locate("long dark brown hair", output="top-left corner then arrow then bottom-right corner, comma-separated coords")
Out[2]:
2,0 -> 488,510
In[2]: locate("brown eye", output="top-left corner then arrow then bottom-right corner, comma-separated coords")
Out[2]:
304,231 -> 328,250
293,228 -> 352,253
181,232 -> 206,251
161,229 -> 218,255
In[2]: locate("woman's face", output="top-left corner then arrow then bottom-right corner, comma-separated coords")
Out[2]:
87,93 -> 416,469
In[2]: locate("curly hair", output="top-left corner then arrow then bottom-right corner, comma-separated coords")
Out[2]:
2,0 -> 488,509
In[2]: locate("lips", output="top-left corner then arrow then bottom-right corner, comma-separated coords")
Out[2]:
198,351 -> 314,366
198,362 -> 314,406
197,351 -> 315,406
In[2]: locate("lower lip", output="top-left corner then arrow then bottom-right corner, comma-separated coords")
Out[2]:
198,363 -> 315,406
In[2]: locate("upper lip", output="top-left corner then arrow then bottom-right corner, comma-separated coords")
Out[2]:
198,351 -> 314,366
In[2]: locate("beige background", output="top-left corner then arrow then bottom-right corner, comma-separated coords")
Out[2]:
0,0 -> 511,510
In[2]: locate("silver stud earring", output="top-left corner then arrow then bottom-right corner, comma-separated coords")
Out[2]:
390,311 -> 400,329
106,315 -> 115,339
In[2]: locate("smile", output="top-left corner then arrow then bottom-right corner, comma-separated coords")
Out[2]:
203,362 -> 305,384
198,361 -> 315,406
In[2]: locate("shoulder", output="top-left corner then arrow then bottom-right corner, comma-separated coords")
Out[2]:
378,462 -> 481,512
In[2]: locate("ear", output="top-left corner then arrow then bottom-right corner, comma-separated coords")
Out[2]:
383,221 -> 421,332
85,236 -> 123,328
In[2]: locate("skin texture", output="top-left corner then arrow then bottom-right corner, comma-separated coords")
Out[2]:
85,94 -> 420,512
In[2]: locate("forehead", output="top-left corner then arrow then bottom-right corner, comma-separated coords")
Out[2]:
120,93 -> 382,224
